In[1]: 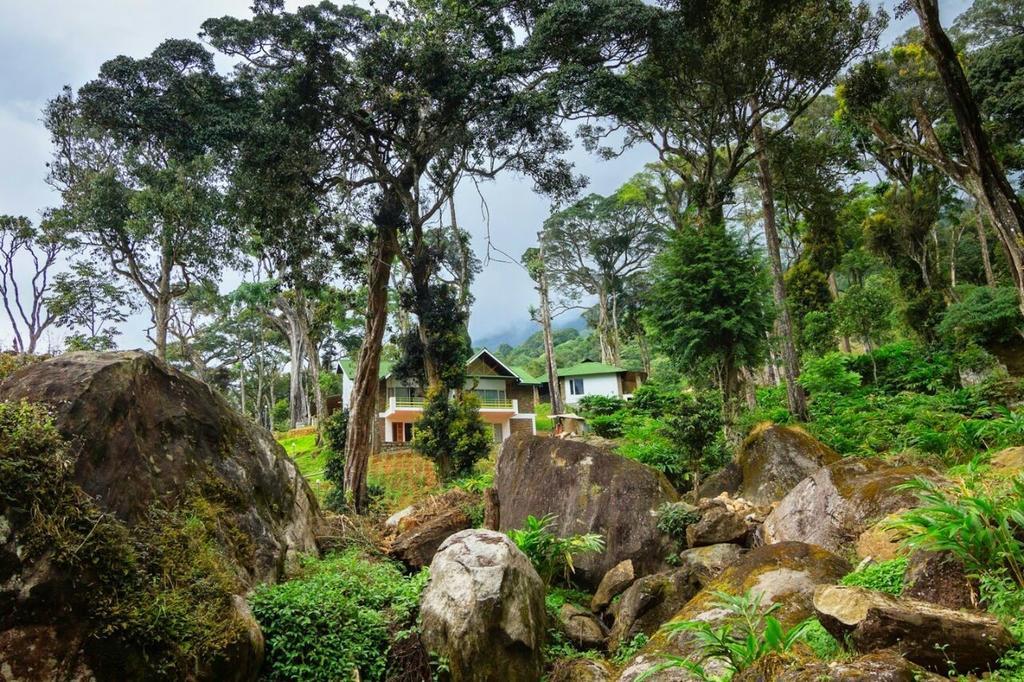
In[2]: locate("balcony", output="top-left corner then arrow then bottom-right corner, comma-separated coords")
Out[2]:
381,395 -> 518,419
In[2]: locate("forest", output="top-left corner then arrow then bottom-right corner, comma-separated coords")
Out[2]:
3,0 -> 1024,680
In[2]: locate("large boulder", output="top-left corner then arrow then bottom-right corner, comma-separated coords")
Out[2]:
761,458 -> 941,554
558,603 -> 608,649
814,585 -> 1016,675
419,530 -> 546,682
0,351 -> 320,680
736,424 -> 840,505
592,559 -> 636,612
903,550 -> 975,609
496,435 -> 678,588
677,544 -> 746,583
607,566 -> 703,651
686,494 -> 767,548
617,542 -> 851,681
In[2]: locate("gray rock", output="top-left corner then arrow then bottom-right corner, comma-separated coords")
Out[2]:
678,543 -> 746,584
591,559 -> 635,612
496,435 -> 678,589
758,650 -> 946,681
559,603 -> 608,649
607,566 -> 702,651
736,424 -> 840,505
420,530 -> 546,682
686,495 -> 766,548
550,658 -> 615,682
761,458 -> 942,554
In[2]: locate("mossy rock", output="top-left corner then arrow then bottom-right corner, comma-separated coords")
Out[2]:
761,458 -> 942,556
616,542 -> 850,682
0,352 -> 321,680
736,423 -> 840,505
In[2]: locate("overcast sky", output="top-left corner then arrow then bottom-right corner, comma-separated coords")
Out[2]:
0,0 -> 970,353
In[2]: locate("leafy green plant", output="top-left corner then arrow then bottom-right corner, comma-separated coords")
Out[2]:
413,386 -> 491,484
656,502 -> 700,545
798,352 -> 861,395
977,407 -> 1024,449
250,550 -> 428,681
644,590 -> 814,680
578,394 -> 627,417
887,475 -> 1024,588
612,633 -> 650,665
839,557 -> 908,595
589,412 -> 627,438
800,619 -> 844,661
508,513 -> 604,586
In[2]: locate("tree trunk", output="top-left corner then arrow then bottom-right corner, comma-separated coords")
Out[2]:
911,0 -> 1024,315
975,208 -> 996,286
343,223 -> 400,513
153,295 -> 170,362
751,106 -> 808,421
596,288 -> 616,365
286,318 -> 305,430
537,245 -> 563,416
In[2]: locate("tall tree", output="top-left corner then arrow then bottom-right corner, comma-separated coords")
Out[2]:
205,0 -> 576,511
524,245 -> 564,416
46,40 -> 234,361
47,261 -> 135,351
540,191 -> 665,365
0,216 -> 64,353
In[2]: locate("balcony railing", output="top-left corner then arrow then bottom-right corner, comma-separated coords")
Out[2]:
384,396 -> 517,412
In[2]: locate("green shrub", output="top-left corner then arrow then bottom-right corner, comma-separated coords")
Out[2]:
322,410 -> 348,512
536,402 -> 554,432
938,285 -> 1024,350
589,412 -> 626,438
630,383 -> 682,418
508,513 -> 604,587
617,415 -> 682,479
839,557 -> 908,595
578,395 -> 627,417
650,590 -> 815,679
250,550 -> 428,682
850,340 -> 957,394
413,387 -> 491,484
798,353 -> 861,395
887,475 -> 1024,588
656,502 -> 699,544
800,619 -> 844,661
272,398 -> 290,432
801,310 -> 838,358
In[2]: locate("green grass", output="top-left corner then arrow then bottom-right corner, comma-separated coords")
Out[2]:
536,402 -> 553,433
277,431 -> 330,501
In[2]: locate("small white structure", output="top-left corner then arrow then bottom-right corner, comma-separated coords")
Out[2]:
558,360 -> 646,406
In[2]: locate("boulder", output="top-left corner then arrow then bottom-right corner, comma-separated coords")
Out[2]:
0,351 -> 321,680
695,461 -> 742,500
592,559 -> 635,612
617,542 -> 851,682
769,650 -> 946,681
420,530 -> 546,682
854,512 -> 908,562
903,551 -> 975,609
677,544 -> 746,584
814,585 -> 1016,674
991,445 -> 1024,473
761,458 -> 941,554
686,494 -> 767,548
736,424 -> 840,505
496,435 -> 678,589
550,658 -> 615,682
388,489 -> 475,568
607,566 -> 703,651
559,603 -> 608,649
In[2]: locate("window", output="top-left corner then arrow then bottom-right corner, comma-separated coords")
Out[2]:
569,378 -> 584,396
474,389 -> 507,404
492,422 -> 503,443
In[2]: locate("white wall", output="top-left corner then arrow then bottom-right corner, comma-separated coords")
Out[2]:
341,370 -> 354,409
561,373 -> 622,404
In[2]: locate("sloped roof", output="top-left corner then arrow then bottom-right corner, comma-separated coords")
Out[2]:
557,361 -> 627,378
510,366 -> 542,385
339,358 -> 393,379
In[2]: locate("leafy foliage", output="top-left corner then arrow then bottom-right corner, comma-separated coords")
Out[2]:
799,353 -> 861,395
322,409 -> 349,512
508,514 -> 604,587
839,557 -> 908,595
412,387 -> 491,484
250,550 -> 428,682
656,502 -> 700,545
648,590 -> 815,680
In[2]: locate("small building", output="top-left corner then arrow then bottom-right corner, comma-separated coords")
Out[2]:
338,349 -> 538,448
557,360 -> 646,405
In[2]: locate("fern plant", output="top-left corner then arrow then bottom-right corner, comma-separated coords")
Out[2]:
887,475 -> 1024,588
508,513 -> 604,586
641,590 -> 815,681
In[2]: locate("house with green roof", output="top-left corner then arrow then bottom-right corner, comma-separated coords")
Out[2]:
336,349 -> 537,448
557,359 -> 646,405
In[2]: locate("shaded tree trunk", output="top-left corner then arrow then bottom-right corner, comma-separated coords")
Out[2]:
343,221 -> 400,513
153,294 -> 171,363
975,208 -> 996,287
752,108 -> 808,421
910,0 -> 1024,315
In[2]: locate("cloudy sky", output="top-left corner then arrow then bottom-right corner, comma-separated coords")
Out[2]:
0,0 -> 970,353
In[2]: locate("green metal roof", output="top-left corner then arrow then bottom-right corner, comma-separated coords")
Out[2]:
510,366 -> 542,385
557,361 -> 627,378
339,358 -> 393,379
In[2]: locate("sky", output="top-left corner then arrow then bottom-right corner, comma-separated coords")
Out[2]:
0,0 -> 970,353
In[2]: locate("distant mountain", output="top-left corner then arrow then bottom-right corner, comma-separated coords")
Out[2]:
472,314 -> 587,353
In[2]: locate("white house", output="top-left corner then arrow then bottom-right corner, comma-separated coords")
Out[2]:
557,360 -> 646,405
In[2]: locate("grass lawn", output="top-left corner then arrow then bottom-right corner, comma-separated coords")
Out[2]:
276,429 -> 331,501
536,402 -> 553,434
